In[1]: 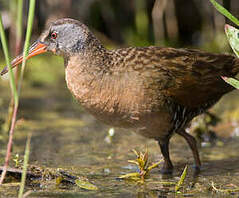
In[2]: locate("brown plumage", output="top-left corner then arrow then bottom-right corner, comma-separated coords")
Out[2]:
2,18 -> 239,173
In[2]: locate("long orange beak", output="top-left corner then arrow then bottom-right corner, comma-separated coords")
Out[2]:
1,41 -> 47,76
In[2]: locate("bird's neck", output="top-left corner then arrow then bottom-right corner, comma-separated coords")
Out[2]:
65,38 -> 110,71
64,45 -> 112,105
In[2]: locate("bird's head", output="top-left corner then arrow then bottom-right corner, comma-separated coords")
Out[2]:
1,18 -> 97,75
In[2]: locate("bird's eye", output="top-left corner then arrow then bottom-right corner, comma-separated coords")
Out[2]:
51,32 -> 57,39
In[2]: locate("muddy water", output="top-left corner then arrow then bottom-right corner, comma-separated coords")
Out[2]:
0,56 -> 239,197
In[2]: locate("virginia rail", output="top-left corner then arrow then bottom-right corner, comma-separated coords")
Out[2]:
2,18 -> 239,174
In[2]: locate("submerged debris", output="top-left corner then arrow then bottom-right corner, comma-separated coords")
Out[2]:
0,166 -> 40,182
211,181 -> 239,194
57,169 -> 98,190
0,165 -> 98,191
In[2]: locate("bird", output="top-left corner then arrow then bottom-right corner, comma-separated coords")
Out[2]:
1,18 -> 239,174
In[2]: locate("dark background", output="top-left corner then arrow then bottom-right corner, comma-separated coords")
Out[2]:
1,0 -> 239,53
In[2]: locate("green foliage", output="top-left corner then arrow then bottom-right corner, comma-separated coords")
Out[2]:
225,25 -> 239,58
223,24 -> 239,89
119,149 -> 162,182
210,0 -> 239,89
55,170 -> 98,190
222,77 -> 239,90
18,134 -> 31,198
13,154 -> 22,167
175,165 -> 188,193
0,16 -> 18,105
209,0 -> 239,26
18,0 -> 36,94
18,0 -> 35,196
75,178 -> 98,191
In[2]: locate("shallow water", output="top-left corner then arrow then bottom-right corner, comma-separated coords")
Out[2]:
1,56 -> 239,197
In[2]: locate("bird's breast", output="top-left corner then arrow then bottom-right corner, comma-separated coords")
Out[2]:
65,63 -> 169,130
66,70 -> 139,126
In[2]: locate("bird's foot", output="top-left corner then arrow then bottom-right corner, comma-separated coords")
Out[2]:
160,163 -> 173,175
192,164 -> 201,177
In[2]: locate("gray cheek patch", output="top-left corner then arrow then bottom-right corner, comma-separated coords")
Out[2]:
58,25 -> 85,53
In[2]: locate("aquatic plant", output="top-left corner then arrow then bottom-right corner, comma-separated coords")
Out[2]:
175,165 -> 188,193
0,0 -> 35,192
119,149 -> 162,182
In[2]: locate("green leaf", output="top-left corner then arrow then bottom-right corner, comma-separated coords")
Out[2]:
0,14 -> 18,105
18,0 -> 36,94
75,179 -> 98,191
132,149 -> 139,158
175,165 -> 188,193
209,0 -> 239,26
137,157 -> 145,170
222,76 -> 239,89
225,24 -> 239,58
147,160 -> 163,172
128,160 -> 139,165
118,172 -> 140,180
55,176 -> 63,186
18,133 -> 32,198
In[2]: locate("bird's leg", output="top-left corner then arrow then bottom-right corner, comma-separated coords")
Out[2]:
157,137 -> 173,174
176,129 -> 201,173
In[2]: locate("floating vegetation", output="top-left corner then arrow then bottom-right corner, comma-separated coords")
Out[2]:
211,181 -> 239,194
56,169 -> 98,191
75,179 -> 98,191
0,165 -> 98,191
18,133 -> 31,198
119,149 -> 162,182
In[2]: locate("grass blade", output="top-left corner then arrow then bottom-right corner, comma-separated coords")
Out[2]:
18,2 -> 35,194
0,0 -> 35,184
118,172 -> 141,180
16,0 -> 23,42
147,159 -> 163,172
209,0 -> 239,26
0,16 -> 18,105
18,0 -> 36,94
0,12 -> 19,186
175,165 -> 188,193
18,133 -> 32,198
